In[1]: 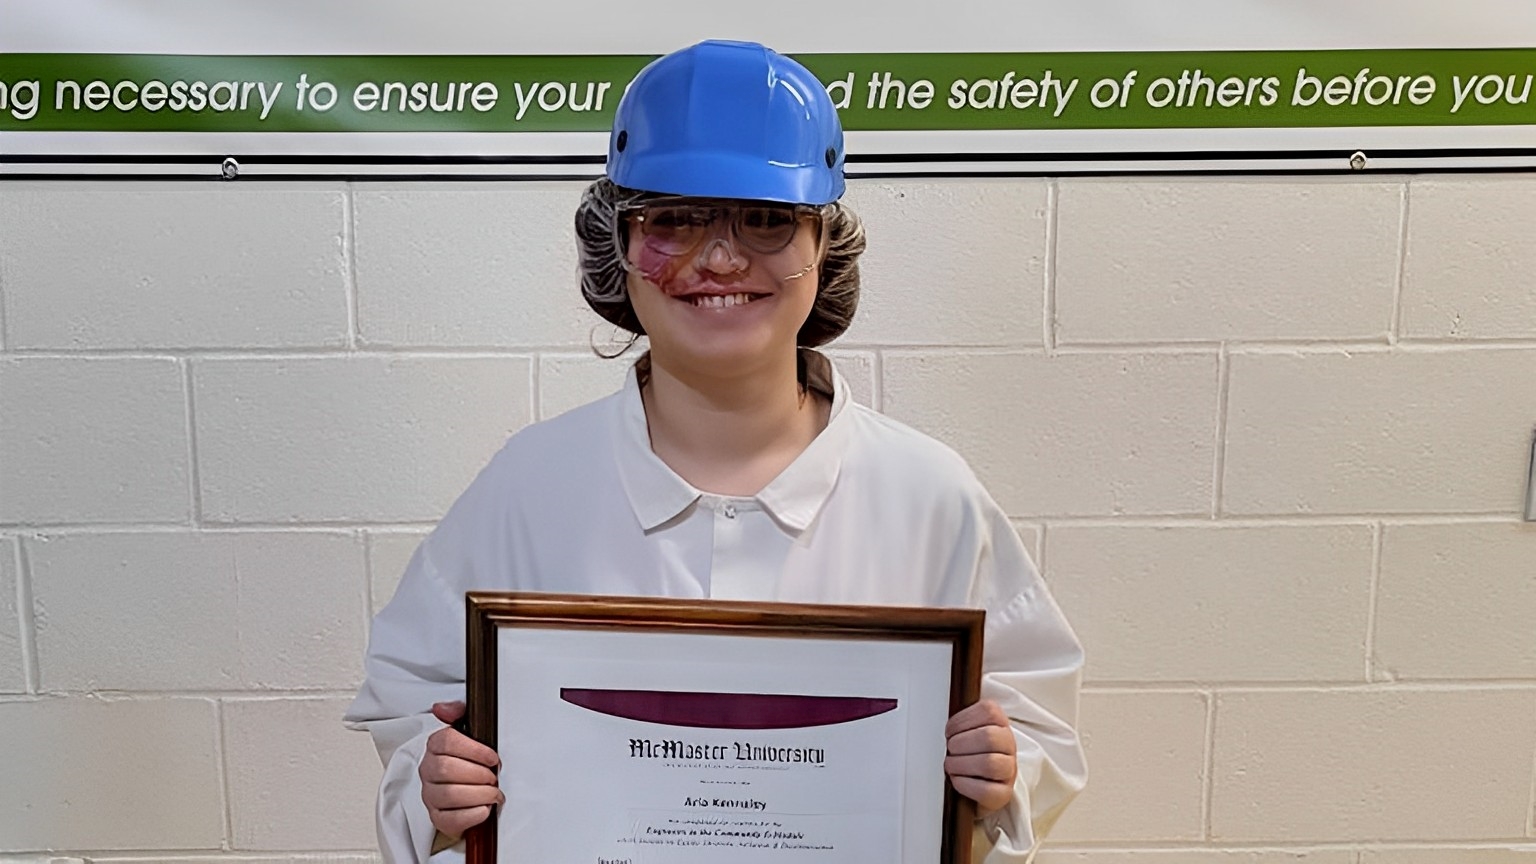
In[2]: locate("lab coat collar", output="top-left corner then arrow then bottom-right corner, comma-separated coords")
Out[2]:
611,350 -> 853,535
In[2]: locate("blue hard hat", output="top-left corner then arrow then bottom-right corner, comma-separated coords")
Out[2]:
607,40 -> 845,205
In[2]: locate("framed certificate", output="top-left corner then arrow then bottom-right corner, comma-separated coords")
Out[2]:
465,592 -> 985,864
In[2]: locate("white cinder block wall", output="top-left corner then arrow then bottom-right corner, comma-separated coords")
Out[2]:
1,175 -> 1533,864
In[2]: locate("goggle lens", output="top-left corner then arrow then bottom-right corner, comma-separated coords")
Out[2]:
626,202 -> 815,257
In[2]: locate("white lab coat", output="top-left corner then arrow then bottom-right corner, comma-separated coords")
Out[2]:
346,352 -> 1086,863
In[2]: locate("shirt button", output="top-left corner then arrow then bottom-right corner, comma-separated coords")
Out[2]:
723,504 -> 737,519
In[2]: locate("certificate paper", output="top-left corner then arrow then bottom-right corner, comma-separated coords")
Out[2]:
467,594 -> 984,864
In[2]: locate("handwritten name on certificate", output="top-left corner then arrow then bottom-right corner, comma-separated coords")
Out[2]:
496,627 -> 954,863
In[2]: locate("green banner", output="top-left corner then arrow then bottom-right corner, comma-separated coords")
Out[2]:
4,49 -> 1536,133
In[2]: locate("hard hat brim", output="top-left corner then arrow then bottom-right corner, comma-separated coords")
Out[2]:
612,151 -> 844,206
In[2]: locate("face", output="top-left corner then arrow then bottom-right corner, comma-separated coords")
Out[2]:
621,198 -> 823,380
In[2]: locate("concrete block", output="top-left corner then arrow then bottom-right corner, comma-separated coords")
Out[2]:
1224,349 -> 1536,515
223,697 -> 380,851
1403,179 -> 1536,339
30,532 -> 365,691
1012,522 -> 1043,567
538,353 -> 634,421
0,697 -> 222,851
1057,180 -> 1401,343
0,358 -> 190,524
0,184 -> 349,349
90,857 -> 381,864
841,180 -> 1047,347
1039,852 -> 1354,864
822,349 -> 876,409
194,356 -> 531,523
883,351 -> 1219,517
1049,690 -> 1207,842
1375,523 -> 1536,679
0,538 -> 25,693
353,183 -> 594,347
1211,689 -> 1536,840
367,530 -> 429,616
1048,525 -> 1373,682
1360,850 -> 1536,864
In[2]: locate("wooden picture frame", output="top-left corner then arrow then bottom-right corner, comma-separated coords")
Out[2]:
465,591 -> 984,864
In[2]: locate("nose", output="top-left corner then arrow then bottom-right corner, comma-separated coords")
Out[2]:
695,222 -> 749,275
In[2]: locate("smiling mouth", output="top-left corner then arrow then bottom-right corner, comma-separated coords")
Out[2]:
678,292 -> 768,309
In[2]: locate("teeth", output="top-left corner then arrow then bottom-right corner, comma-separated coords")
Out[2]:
690,293 -> 755,308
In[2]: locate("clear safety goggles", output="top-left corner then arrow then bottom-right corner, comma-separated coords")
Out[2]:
617,197 -> 825,264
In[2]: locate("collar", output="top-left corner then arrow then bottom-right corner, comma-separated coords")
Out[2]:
610,350 -> 854,535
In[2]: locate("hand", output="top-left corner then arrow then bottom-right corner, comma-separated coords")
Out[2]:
420,701 -> 503,840
944,699 -> 1018,815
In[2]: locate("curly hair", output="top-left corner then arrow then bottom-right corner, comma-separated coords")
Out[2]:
574,178 -> 866,348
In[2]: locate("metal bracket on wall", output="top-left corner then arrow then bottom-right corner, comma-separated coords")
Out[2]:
1526,426 -> 1536,522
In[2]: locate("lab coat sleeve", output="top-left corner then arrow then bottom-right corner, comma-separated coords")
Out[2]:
343,528 -> 475,864
966,500 -> 1088,863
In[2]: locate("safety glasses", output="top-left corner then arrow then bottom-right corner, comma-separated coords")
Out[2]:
618,198 -> 824,260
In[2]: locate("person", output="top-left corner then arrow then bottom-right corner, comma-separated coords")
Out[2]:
345,39 -> 1086,864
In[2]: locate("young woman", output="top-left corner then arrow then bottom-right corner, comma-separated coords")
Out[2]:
347,39 -> 1085,864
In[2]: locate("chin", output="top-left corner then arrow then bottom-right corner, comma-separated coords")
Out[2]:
651,331 -> 795,379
